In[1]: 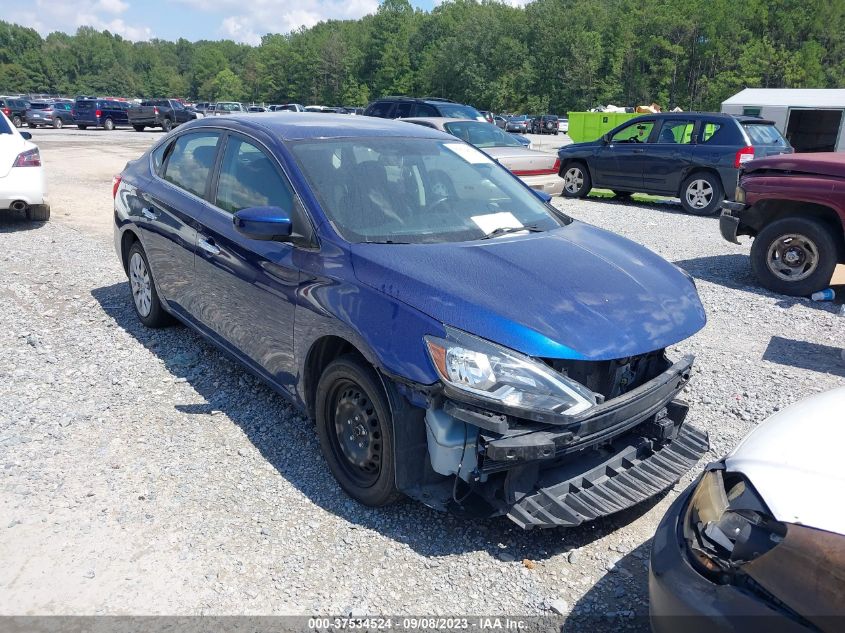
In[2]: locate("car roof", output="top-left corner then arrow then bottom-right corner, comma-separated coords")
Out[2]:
184,112 -> 454,141
401,117 -> 482,130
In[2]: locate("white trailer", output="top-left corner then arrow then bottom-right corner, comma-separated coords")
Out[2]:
721,88 -> 845,152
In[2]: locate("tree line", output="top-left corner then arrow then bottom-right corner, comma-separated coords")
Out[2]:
1,0 -> 843,114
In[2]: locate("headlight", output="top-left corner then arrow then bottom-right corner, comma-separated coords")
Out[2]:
424,327 -> 596,416
684,468 -> 784,578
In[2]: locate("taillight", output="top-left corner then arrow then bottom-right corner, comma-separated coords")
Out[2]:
2,107 -> 9,116
153,106 -> 159,115
513,158 -> 562,177
13,148 -> 41,167
112,175 -> 122,199
552,158 -> 561,173
95,109 -> 102,118
734,146 -> 754,168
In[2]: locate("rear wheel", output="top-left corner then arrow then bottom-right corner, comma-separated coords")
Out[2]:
103,118 -> 115,131
750,216 -> 838,297
316,355 -> 400,507
133,125 -> 145,132
680,172 -> 723,216
561,162 -> 592,198
161,118 -> 173,132
12,115 -> 22,127
54,118 -> 64,129
127,242 -> 170,328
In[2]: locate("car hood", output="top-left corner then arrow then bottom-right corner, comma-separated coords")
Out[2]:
725,387 -> 845,535
350,222 -> 705,361
744,151 -> 845,179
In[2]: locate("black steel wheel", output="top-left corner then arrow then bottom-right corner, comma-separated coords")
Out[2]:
316,355 -> 400,506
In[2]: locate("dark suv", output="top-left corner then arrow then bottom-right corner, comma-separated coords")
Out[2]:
557,113 -> 792,215
73,98 -> 131,130
363,97 -> 486,121
0,97 -> 30,128
531,114 -> 559,135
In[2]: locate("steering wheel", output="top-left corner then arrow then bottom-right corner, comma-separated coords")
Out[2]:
428,197 -> 452,215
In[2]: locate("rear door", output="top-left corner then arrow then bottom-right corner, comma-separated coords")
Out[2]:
641,118 -> 697,194
190,132 -> 306,390
135,130 -> 222,317
591,119 -> 655,189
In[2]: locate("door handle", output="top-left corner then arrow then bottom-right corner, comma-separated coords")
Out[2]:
633,148 -> 645,153
198,236 -> 221,256
140,207 -> 157,220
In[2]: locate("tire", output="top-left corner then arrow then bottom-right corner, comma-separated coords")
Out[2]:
680,172 -> 723,216
161,118 -> 173,132
77,125 -> 87,130
54,118 -> 63,129
103,118 -> 115,131
12,116 -> 22,127
561,162 -> 592,198
26,205 -> 50,221
126,241 -> 170,328
315,355 -> 400,507
133,125 -> 145,132
750,216 -> 839,297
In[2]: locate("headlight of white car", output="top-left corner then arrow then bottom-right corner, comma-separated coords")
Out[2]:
424,327 -> 596,416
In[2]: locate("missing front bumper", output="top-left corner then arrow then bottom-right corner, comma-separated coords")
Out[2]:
507,422 -> 709,528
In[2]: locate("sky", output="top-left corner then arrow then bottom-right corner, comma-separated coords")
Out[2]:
2,0 -> 530,46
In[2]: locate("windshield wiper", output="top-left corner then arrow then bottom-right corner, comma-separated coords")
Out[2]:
479,225 -> 544,240
360,239 -> 412,244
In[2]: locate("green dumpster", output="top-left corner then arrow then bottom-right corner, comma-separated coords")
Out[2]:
567,111 -> 640,143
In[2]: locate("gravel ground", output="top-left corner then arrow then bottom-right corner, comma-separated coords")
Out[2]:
1,135 -> 844,624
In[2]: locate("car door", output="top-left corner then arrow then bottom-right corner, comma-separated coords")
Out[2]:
590,119 -> 655,189
641,119 -> 697,194
191,132 -> 306,390
135,130 -> 222,318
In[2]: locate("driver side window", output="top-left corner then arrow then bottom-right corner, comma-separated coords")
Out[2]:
611,121 -> 654,143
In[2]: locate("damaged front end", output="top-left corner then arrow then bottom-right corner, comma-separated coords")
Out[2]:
681,465 -> 845,630
397,327 -> 709,529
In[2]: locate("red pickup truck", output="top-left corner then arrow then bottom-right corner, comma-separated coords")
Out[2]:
720,153 -> 845,296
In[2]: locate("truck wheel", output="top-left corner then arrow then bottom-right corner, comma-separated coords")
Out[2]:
77,125 -> 87,130
104,118 -> 115,131
127,242 -> 170,328
161,118 -> 173,132
680,172 -> 723,216
133,125 -> 145,132
750,216 -> 838,297
561,162 -> 592,198
315,355 -> 400,507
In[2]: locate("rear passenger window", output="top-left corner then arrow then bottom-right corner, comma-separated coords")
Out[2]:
395,102 -> 413,118
365,101 -> 393,118
162,132 -> 220,198
215,137 -> 293,214
700,123 -> 721,143
656,120 -> 695,144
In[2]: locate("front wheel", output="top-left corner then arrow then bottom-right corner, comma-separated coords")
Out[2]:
126,242 -> 170,328
750,216 -> 839,297
561,162 -> 592,198
680,172 -> 723,216
316,355 -> 400,507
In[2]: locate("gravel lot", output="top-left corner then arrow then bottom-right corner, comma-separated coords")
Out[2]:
1,128 -> 843,623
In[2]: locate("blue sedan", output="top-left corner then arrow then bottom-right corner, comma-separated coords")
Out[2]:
114,114 -> 708,527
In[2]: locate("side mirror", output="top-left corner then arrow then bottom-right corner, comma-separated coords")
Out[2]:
20,132 -> 32,140
533,189 -> 553,203
233,206 -> 293,241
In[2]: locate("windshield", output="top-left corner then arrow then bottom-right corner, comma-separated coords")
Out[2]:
743,123 -> 788,147
444,121 -> 524,148
290,138 -> 567,244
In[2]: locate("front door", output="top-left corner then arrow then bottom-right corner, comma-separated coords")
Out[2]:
591,119 -> 655,190
191,133 -> 304,391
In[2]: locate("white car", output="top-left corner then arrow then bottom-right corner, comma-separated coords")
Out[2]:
650,386 -> 845,630
0,111 -> 49,220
